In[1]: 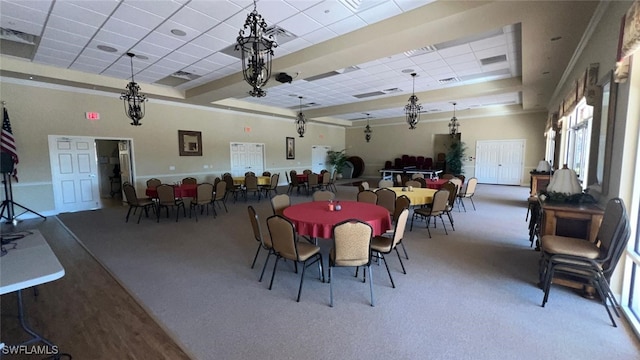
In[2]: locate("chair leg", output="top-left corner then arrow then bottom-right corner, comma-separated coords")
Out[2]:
470,197 -> 476,210
400,242 -> 409,260
259,251 -> 272,282
250,243 -> 262,269
395,248 -> 407,274
296,260 -> 308,302
329,266 -> 334,307
268,256 -> 280,290
378,252 -> 395,288
137,207 -> 144,224
126,206 -> 133,223
368,265 -> 375,307
439,215 -> 448,235
446,211 -> 455,231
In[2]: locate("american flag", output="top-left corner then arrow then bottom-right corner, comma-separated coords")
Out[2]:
1,107 -> 19,181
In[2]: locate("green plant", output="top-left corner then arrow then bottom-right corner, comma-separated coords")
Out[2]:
445,140 -> 467,175
327,149 -> 347,173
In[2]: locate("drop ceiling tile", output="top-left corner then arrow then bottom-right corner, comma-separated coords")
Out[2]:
145,31 -> 186,50
300,27 -> 337,44
101,18 -> 152,41
36,46 -> 77,61
78,46 -> 120,62
384,57 -> 417,71
438,43 -> 473,57
168,6 -> 220,32
189,33 -> 232,52
131,42 -> 174,58
473,45 -> 508,61
163,51 -> 202,66
176,43 -> 215,59
469,34 -> 506,51
38,37 -> 83,55
46,14 -> 98,38
110,3 -> 164,31
426,66 -> 454,76
33,54 -> 73,68
481,62 -> 510,72
357,1 -> 401,24
101,67 -> 132,79
326,14 -> 367,35
394,0 -> 436,12
3,0 -> 53,13
206,52 -> 238,66
449,61 -> 481,72
444,53 -> 477,65
277,13 -> 322,37
65,0 -> 120,15
73,55 -> 114,69
304,1 -> 352,26
50,1 -> 109,26
187,0 -> 244,21
409,51 -> 442,65
126,0 -> 183,18
69,62 -> 106,74
206,22 -> 239,42
155,20 -> 203,43
277,37 -> 313,53
255,1 -> 300,24
93,30 -> 139,50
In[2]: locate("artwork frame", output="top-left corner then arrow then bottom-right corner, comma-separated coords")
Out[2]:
286,137 -> 295,159
178,130 -> 202,156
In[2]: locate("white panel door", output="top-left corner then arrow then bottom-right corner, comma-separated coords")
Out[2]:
311,145 -> 330,173
230,142 -> 264,176
49,136 -> 100,213
476,140 -> 524,185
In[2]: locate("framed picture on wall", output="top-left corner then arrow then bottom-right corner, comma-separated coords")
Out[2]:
286,137 -> 295,159
179,130 -> 202,156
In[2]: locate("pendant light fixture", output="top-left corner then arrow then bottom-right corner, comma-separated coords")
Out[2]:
364,113 -> 372,142
296,96 -> 306,137
404,72 -> 422,129
120,52 -> 147,126
448,102 -> 460,138
236,0 -> 277,97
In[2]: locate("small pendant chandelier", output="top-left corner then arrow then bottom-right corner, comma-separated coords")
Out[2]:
296,96 -> 307,138
449,102 -> 460,138
236,0 -> 277,98
120,52 -> 147,126
404,72 -> 422,129
363,113 -> 372,142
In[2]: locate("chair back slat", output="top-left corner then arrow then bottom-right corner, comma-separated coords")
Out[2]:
332,220 -> 372,267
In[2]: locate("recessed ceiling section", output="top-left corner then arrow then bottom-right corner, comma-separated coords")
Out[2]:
0,27 -> 38,59
155,70 -> 201,86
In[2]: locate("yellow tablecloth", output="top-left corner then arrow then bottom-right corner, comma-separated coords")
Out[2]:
233,176 -> 271,186
389,187 -> 436,206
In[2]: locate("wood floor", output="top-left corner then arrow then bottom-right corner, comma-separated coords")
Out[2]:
0,216 -> 192,360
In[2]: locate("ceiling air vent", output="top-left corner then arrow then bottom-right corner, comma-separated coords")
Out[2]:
0,28 -> 37,45
438,77 -> 460,84
480,54 -> 507,66
403,46 -> 437,57
287,102 -> 319,109
172,70 -> 200,81
304,66 -> 360,82
353,91 -> 386,99
264,25 -> 297,45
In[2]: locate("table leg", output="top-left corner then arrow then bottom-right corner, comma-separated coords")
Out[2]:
15,289 -> 57,349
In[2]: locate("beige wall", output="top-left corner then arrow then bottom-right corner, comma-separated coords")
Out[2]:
346,111 -> 547,185
0,80 -> 344,215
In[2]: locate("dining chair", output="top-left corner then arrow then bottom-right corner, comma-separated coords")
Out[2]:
182,177 -> 197,185
242,174 -> 261,202
189,183 -> 215,221
405,180 -> 421,188
312,190 -> 335,202
539,198 -> 630,327
262,173 -> 279,198
122,183 -> 155,224
302,169 -> 312,175
213,180 -> 228,213
414,177 -> 427,189
441,181 -> 458,230
375,188 -> 396,215
457,177 -> 478,211
146,178 -> 161,190
410,189 -> 449,237
270,194 -> 290,216
248,206 -> 274,282
378,179 -> 394,188
358,181 -> 370,192
329,219 -> 374,307
357,190 -> 377,204
321,171 -> 331,190
155,184 -> 186,222
370,208 -> 410,288
244,171 -> 255,176
262,171 -> 271,177
266,215 -> 324,302
385,195 -> 411,259
306,173 -> 321,195
223,174 -> 240,203
328,170 -> 338,192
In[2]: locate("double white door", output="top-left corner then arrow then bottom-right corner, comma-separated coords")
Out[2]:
475,140 -> 524,185
230,143 -> 265,177
311,145 -> 330,173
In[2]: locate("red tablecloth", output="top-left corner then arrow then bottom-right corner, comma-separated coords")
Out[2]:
424,178 -> 449,189
145,184 -> 197,198
283,201 -> 391,239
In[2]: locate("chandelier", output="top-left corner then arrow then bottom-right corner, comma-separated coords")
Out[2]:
236,0 -> 277,97
448,102 -> 460,138
296,96 -> 306,137
120,52 -> 147,126
404,72 -> 422,129
364,113 -> 372,142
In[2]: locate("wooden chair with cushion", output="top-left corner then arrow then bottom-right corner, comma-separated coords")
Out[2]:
306,173 -> 321,195
410,189 -> 449,237
155,184 -> 186,222
242,174 -> 261,202
375,188 -> 396,215
539,198 -> 630,327
321,171 -> 331,190
312,190 -> 335,202
370,208 -> 410,288
123,182 -> 155,224
270,194 -> 290,216
266,215 -> 324,302
329,219 -> 375,307
213,180 -> 228,213
441,181 -> 458,230
223,174 -> 240,203
357,190 -> 377,204
457,177 -> 478,211
189,182 -> 215,221
146,178 -> 161,189
378,179 -> 394,188
182,177 -> 197,185
248,206 -> 274,282
262,173 -> 280,198
386,195 -> 411,259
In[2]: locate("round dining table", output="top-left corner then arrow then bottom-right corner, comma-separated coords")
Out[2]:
232,176 -> 271,186
389,187 -> 436,206
423,178 -> 449,189
145,184 -> 197,198
283,200 -> 391,239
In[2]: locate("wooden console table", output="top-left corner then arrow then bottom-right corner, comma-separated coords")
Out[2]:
541,202 -> 604,243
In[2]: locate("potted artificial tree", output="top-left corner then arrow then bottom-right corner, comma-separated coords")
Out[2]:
445,140 -> 467,175
327,149 -> 347,179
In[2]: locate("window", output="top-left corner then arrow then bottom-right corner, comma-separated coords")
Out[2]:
565,99 -> 593,186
